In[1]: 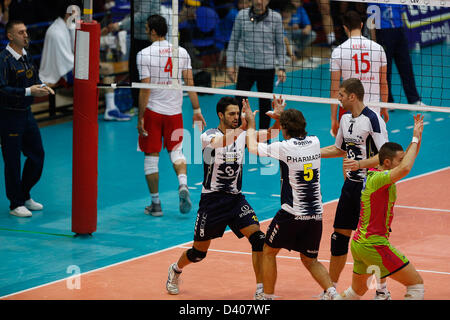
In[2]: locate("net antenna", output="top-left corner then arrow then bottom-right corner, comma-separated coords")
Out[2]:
171,0 -> 181,89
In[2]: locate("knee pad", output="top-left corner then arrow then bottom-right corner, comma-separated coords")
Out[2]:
170,148 -> 186,164
331,232 -> 350,256
405,284 -> 424,300
144,156 -> 159,175
249,231 -> 265,252
186,247 -> 207,263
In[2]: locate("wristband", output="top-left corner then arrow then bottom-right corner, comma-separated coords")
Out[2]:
411,137 -> 419,144
193,108 -> 202,115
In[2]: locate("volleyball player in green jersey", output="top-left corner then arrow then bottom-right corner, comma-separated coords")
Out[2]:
337,114 -> 425,300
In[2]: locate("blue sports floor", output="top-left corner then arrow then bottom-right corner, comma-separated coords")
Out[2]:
0,43 -> 449,298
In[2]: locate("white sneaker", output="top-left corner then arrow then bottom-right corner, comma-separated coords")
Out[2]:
25,199 -> 43,211
374,290 -> 392,300
10,206 -> 32,217
413,101 -> 427,106
178,184 -> 192,214
166,263 -> 182,295
254,290 -> 265,300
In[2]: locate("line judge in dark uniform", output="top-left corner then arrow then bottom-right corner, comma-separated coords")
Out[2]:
0,20 -> 54,217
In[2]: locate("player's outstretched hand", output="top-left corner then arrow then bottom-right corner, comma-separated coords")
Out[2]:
241,99 -> 258,130
267,94 -> 286,120
193,113 -> 206,132
343,158 -> 359,172
413,114 -> 424,142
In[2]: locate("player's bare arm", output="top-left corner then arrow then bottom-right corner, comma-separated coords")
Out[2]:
320,145 -> 346,158
379,64 -> 389,122
330,70 -> 341,137
242,99 -> 258,155
138,77 -> 151,137
389,114 -> 424,183
343,154 -> 380,171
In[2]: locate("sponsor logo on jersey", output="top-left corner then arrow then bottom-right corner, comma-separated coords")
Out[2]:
286,153 -> 321,163
294,214 -> 322,221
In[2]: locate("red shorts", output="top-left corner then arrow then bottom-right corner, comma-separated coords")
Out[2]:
338,106 -> 347,121
139,109 -> 184,153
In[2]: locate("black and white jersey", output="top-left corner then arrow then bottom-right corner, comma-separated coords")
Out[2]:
335,107 -> 389,182
257,136 -> 323,217
201,128 -> 246,194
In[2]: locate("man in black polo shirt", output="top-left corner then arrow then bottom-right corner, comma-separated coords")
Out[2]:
0,20 -> 54,217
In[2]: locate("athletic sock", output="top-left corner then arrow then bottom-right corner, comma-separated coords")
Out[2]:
173,263 -> 182,273
178,174 -> 187,186
105,92 -> 117,113
256,283 -> 263,292
377,281 -> 388,293
151,193 -> 160,204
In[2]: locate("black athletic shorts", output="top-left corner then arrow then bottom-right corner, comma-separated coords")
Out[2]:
333,178 -> 364,230
193,192 -> 259,241
265,209 -> 323,258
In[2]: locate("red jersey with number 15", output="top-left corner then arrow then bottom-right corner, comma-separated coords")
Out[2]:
137,40 -> 192,115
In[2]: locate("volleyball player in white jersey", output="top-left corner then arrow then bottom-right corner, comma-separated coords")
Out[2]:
166,96 -> 281,300
321,78 -> 390,299
244,100 -> 339,300
330,11 -> 389,137
137,15 -> 206,217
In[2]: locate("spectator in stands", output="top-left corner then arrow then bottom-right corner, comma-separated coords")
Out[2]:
369,3 -> 425,106
39,0 -> 130,121
0,0 -> 11,25
284,0 -> 316,60
239,0 -> 251,10
316,0 -> 336,47
281,3 -> 297,63
214,0 -> 251,51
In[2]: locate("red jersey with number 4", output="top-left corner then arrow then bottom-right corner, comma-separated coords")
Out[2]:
137,40 -> 192,115
330,36 -> 387,115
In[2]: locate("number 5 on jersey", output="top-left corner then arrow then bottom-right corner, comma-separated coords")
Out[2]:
303,163 -> 313,182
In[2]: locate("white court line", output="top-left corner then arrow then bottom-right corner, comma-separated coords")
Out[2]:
396,205 -> 450,213
391,129 -> 400,133
178,246 -> 450,276
2,167 -> 449,299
